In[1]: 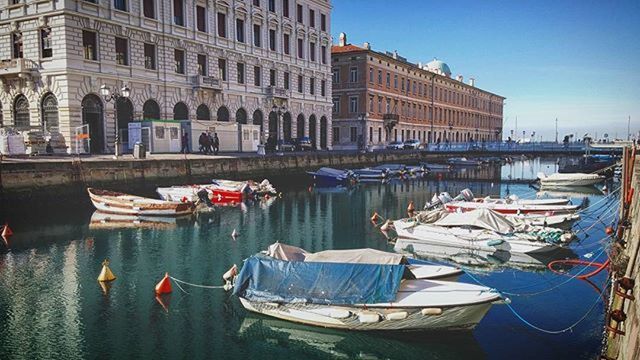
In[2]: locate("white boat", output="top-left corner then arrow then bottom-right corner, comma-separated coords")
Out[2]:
425,189 -> 573,214
391,209 -> 575,256
264,242 -> 463,281
444,201 -> 579,215
537,172 -> 605,187
232,255 -> 501,331
87,188 -> 195,216
157,179 -> 276,203
476,195 -> 571,206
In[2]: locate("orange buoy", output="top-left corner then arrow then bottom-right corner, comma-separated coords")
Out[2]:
155,272 -> 172,295
605,226 -> 614,235
370,212 -> 380,224
97,259 -> 116,282
407,201 -> 415,216
2,223 -> 13,238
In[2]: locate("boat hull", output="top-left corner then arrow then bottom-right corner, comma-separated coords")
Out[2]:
444,201 -> 579,214
88,188 -> 194,216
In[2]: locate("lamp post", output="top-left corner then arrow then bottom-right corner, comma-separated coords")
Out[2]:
100,84 -> 130,158
272,103 -> 286,152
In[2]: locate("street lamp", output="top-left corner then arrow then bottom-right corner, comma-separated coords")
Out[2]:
272,103 -> 286,152
100,84 -> 131,158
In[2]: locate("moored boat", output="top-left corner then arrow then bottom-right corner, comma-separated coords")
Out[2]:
421,162 -> 452,172
351,167 -> 387,180
231,255 -> 501,331
537,172 -> 605,187
448,157 -> 482,166
307,167 -> 357,186
443,200 -> 579,214
87,188 -> 195,216
371,164 -> 408,177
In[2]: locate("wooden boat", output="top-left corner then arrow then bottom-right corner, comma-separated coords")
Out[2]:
232,256 -> 501,331
87,188 -> 195,216
537,172 -> 605,187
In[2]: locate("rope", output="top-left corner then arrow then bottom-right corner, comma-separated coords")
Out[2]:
504,277 -> 611,334
169,276 -> 227,292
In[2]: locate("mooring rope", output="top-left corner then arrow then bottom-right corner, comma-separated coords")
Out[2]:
169,276 -> 227,294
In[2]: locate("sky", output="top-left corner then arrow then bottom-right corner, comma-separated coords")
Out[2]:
331,0 -> 640,141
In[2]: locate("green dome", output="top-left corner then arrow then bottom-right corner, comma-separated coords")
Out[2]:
426,59 -> 452,77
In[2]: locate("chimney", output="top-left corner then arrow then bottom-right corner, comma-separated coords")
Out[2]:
469,77 -> 475,87
338,32 -> 347,46
456,74 -> 463,82
363,42 -> 371,50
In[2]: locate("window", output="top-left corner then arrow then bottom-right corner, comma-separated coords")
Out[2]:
143,0 -> 154,18
320,80 -> 326,97
269,29 -> 276,51
297,38 -> 303,58
253,24 -> 261,47
283,0 -> 289,17
13,95 -> 30,130
217,13 -> 227,38
284,72 -> 290,90
268,0 -> 275,12
401,77 -> 405,91
12,32 -> 23,59
386,72 -> 390,87
144,43 -> 156,69
254,66 -> 261,86
173,0 -> 184,26
297,75 -> 303,93
196,6 -> 206,32
115,37 -> 128,65
309,77 -> 315,95
369,67 -> 373,83
236,19 -> 245,42
378,128 -> 382,142
394,74 -> 398,89
114,0 -> 126,12
283,33 -> 290,54
349,96 -> 358,113
377,70 -> 382,84
269,69 -> 276,86
349,67 -> 358,82
321,45 -> 326,64
333,127 -> 340,142
41,93 -> 59,132
83,31 -> 97,60
369,127 -> 373,142
297,4 -> 303,23
377,97 -> 382,113
350,127 -> 357,143
174,49 -> 185,73
253,0 -> 259,6
197,54 -> 207,75
237,62 -> 245,84
218,58 -> 227,81
309,9 -> 315,27
332,97 -> 340,113
332,68 -> 339,83
41,28 -> 52,58
369,96 -> 374,112
309,42 -> 316,62
320,13 -> 326,31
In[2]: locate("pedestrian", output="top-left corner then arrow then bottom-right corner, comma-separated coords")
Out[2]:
181,131 -> 190,154
198,132 -> 207,154
212,133 -> 220,155
207,132 -> 214,154
436,137 -> 441,150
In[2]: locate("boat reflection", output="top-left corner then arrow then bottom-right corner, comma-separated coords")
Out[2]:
236,313 -> 486,360
88,211 -> 194,230
537,185 -> 604,198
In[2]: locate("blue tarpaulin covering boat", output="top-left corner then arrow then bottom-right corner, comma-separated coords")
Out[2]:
307,167 -> 355,186
233,255 -> 406,305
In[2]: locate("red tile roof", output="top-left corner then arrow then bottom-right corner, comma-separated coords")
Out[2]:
331,44 -> 365,54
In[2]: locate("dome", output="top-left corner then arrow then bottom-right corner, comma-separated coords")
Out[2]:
425,59 -> 452,77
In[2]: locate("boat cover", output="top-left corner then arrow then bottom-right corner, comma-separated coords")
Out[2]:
233,256 -> 406,305
315,167 -> 348,177
434,209 -> 516,234
266,243 -> 309,262
267,243 -> 405,264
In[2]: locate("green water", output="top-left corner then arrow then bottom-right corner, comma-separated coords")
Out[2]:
0,158 -> 614,359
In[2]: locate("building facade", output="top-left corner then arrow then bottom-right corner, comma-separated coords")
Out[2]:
0,0 -> 332,154
331,33 -> 504,150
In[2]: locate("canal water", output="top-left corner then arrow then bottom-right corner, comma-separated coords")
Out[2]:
0,157 -> 615,359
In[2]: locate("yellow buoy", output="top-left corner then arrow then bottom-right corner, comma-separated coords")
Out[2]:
97,259 -> 116,282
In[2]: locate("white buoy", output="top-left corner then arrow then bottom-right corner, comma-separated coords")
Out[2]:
231,229 -> 239,238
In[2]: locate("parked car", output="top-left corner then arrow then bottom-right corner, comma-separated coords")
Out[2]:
386,141 -> 404,150
296,137 -> 313,151
403,139 -> 422,149
279,139 -> 296,152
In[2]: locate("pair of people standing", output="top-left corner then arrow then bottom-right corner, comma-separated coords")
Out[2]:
198,132 -> 220,155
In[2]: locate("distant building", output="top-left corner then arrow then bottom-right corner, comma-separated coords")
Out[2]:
0,0 -> 333,154
331,33 -> 505,149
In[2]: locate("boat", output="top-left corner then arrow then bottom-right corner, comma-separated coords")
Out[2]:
405,164 -> 427,175
231,255 -> 502,331
421,162 -> 452,172
307,167 -> 357,186
371,164 -> 408,177
87,188 -> 195,216
537,172 -> 605,187
475,194 -> 571,206
558,155 -> 617,174
443,201 -> 579,215
447,157 -> 482,166
351,167 -> 387,180
264,242 -> 463,281
391,209 -> 575,257
211,179 -> 277,196
157,179 -> 277,204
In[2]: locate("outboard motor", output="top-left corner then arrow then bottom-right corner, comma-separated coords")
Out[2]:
459,188 -> 474,202
197,189 -> 213,207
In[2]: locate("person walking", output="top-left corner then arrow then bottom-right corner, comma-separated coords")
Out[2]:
181,131 -> 190,154
198,132 -> 207,154
207,132 -> 214,154
212,133 -> 220,155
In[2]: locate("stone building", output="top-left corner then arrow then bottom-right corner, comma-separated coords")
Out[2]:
331,33 -> 504,150
0,0 -> 333,153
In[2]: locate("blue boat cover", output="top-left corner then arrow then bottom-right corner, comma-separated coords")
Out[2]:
233,256 -> 406,305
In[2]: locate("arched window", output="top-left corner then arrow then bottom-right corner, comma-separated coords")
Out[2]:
173,102 -> 189,120
115,97 -> 134,131
309,115 -> 317,149
320,116 -> 328,149
143,99 -> 161,120
296,114 -> 305,139
82,94 -> 104,154
41,93 -> 59,132
196,104 -> 211,120
283,112 -> 292,140
235,108 -> 247,124
13,95 -> 30,130
252,109 -> 263,126
217,106 -> 229,121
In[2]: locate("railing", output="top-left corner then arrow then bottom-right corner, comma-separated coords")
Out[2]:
0,58 -> 38,75
422,141 -> 590,153
265,86 -> 289,99
191,75 -> 222,91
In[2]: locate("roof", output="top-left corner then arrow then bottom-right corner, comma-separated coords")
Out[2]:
331,44 -> 365,54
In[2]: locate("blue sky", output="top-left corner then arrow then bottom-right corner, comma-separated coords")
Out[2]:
331,0 -> 640,140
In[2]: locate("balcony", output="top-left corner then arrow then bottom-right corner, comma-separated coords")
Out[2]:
0,58 -> 38,78
191,75 -> 222,91
383,113 -> 399,130
265,86 -> 290,100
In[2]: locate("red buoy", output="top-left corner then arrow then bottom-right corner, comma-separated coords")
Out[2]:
155,273 -> 172,295
1,223 -> 13,238
605,226 -> 614,235
370,212 -> 380,224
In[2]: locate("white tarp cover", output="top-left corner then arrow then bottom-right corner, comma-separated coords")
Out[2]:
434,208 -> 516,234
266,243 -> 308,262
266,243 -> 404,265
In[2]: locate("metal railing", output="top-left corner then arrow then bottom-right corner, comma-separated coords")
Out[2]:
422,141 -> 587,153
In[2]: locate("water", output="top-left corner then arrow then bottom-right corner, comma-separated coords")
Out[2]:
0,158 -> 616,359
